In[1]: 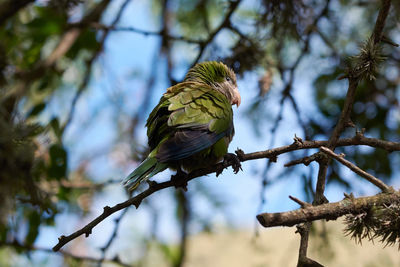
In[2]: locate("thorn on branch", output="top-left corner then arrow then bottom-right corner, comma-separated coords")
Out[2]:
337,74 -> 349,80
381,35 -> 399,47
270,155 -> 278,163
294,134 -> 304,145
85,229 -> 92,238
133,200 -> 141,209
355,128 -> 366,139
289,195 -> 311,208
343,192 -> 355,200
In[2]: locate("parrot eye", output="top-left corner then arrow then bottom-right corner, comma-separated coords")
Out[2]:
226,76 -> 231,82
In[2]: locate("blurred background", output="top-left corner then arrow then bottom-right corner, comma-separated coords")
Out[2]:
1,0 -> 400,266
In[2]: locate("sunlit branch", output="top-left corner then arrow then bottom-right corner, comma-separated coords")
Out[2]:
256,192 -> 400,228
297,0 -> 393,265
52,133 -> 400,251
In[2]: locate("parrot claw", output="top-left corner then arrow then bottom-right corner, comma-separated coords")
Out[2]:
171,169 -> 188,191
224,153 -> 243,174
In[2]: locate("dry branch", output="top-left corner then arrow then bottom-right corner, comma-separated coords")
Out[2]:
290,0 -> 393,264
257,191 -> 400,227
320,146 -> 391,192
52,134 -> 400,251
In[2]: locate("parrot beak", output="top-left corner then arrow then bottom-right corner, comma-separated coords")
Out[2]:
232,88 -> 241,107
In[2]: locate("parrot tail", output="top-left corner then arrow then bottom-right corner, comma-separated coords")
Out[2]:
123,157 -> 168,191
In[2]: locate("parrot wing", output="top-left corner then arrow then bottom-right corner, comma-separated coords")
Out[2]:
146,82 -> 233,163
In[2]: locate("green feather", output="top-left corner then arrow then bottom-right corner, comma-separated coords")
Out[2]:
124,61 -> 238,191
123,156 -> 167,191
183,61 -> 236,86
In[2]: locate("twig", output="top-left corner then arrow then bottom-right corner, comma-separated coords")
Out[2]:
289,195 -> 311,208
190,0 -> 242,67
88,23 -> 202,44
296,222 -> 323,267
6,0 -> 112,101
239,134 -> 400,162
97,208 -> 129,267
257,191 -> 400,227
319,146 -> 391,192
175,190 -> 190,267
291,1 -> 394,263
314,0 -> 393,203
52,133 -> 400,251
62,0 -> 130,133
52,159 -> 232,251
284,153 -> 320,167
257,0 -> 331,227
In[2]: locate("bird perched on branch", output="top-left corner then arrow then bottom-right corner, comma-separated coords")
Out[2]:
123,61 -> 241,190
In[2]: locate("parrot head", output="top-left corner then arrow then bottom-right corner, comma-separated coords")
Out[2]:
184,61 -> 241,107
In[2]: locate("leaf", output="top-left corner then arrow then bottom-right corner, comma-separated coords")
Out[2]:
25,211 -> 41,246
48,144 -> 67,180
49,117 -> 62,140
27,102 -> 46,118
66,29 -> 100,58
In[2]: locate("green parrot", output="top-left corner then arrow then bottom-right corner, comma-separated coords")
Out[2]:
123,61 -> 241,190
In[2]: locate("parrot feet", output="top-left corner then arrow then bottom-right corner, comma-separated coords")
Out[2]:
223,153 -> 243,174
171,168 -> 188,191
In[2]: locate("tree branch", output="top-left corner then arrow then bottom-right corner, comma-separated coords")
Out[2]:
320,146 -> 391,192
314,0 -> 392,203
190,0 -> 242,67
238,133 -> 400,162
88,23 -> 202,44
5,0 -> 112,102
52,160 -> 232,251
52,133 -> 400,251
257,191 -> 400,228
62,0 -> 131,133
294,1 -> 393,263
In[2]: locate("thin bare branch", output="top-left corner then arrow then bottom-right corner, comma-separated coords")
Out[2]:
289,195 -> 311,208
52,133 -> 400,251
52,159 -> 234,251
320,146 -> 391,192
298,1 -> 393,261
88,23 -> 202,44
239,134 -> 400,162
315,0 -> 393,203
62,0 -> 131,133
190,0 -> 242,67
